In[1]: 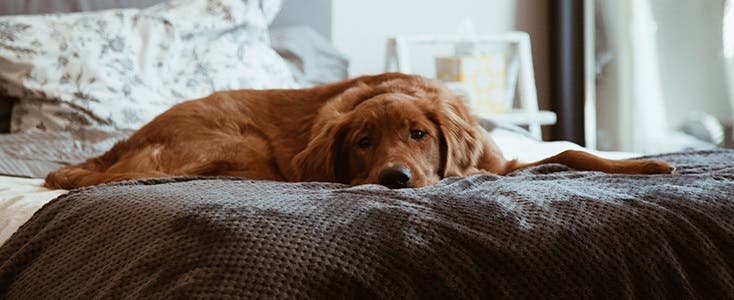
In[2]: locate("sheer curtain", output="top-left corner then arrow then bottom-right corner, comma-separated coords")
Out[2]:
595,0 -> 731,153
595,0 -> 667,153
724,0 -> 734,138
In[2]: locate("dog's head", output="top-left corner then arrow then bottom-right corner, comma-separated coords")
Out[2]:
292,76 -> 485,188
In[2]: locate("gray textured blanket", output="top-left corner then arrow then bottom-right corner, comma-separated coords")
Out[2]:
1,150 -> 733,299
0,129 -> 131,178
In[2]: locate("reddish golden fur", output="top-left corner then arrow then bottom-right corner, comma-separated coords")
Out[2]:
44,73 -> 674,190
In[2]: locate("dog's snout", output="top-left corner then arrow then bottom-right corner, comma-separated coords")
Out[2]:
378,165 -> 412,189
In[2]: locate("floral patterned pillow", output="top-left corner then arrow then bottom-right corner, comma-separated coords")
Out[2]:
0,0 -> 295,133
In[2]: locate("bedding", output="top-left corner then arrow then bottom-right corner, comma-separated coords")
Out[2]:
270,26 -> 349,86
0,176 -> 67,245
0,149 -> 732,298
0,126 -> 633,246
0,0 -> 294,133
0,129 -> 131,178
0,1 -> 167,15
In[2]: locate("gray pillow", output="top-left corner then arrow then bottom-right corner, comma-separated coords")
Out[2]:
270,26 -> 349,86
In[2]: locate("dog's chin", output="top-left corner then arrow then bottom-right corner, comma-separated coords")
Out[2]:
411,175 -> 441,188
350,176 -> 439,189
351,177 -> 411,188
349,178 -> 369,186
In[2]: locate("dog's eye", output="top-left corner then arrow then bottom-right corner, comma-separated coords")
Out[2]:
357,137 -> 371,148
410,129 -> 426,140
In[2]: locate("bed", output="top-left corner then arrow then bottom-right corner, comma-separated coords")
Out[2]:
0,0 -> 733,299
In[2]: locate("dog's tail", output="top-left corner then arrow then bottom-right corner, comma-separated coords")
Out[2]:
43,141 -> 163,190
499,150 -> 675,175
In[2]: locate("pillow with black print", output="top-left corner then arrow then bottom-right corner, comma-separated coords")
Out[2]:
0,0 -> 295,133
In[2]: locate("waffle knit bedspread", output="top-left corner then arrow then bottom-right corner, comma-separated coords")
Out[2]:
1,150 -> 733,299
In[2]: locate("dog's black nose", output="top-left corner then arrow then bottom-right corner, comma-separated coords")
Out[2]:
378,165 -> 412,189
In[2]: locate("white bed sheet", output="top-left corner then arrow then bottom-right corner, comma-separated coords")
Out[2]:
489,129 -> 637,162
0,176 -> 68,246
0,129 -> 639,247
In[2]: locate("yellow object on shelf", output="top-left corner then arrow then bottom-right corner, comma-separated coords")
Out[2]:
435,55 -> 508,114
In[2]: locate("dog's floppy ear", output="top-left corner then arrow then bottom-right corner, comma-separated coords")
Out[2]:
292,113 -> 348,183
293,82 -> 388,183
430,95 -> 484,178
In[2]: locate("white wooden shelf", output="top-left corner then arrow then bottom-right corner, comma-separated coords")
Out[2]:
384,32 -> 554,140
474,109 -> 556,140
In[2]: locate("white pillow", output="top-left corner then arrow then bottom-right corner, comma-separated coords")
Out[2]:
0,0 -> 295,132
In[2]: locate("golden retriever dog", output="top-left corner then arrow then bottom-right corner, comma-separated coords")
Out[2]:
44,73 -> 675,190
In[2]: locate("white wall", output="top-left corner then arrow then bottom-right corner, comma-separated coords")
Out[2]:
332,0 -> 517,77
272,0 -> 333,40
